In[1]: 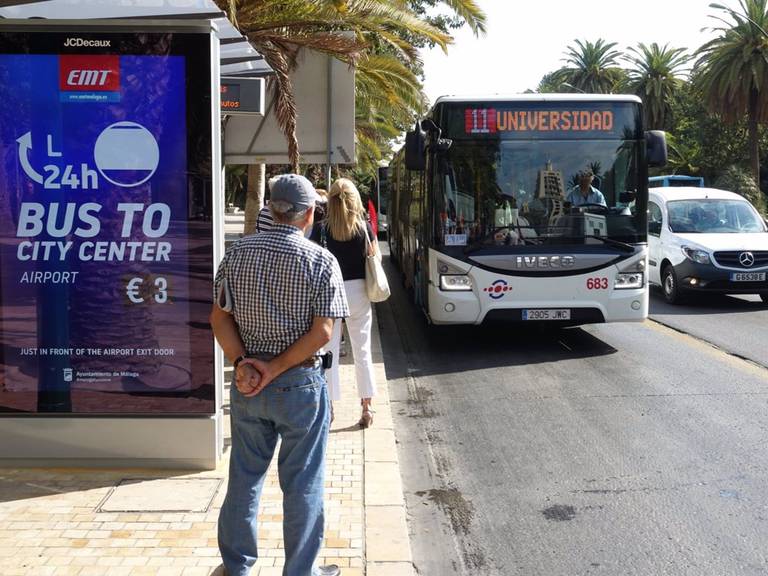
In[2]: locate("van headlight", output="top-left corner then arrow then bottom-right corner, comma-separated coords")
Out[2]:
681,246 -> 711,265
440,274 -> 473,291
614,259 -> 645,290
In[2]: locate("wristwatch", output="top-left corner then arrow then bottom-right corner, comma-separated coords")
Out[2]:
233,354 -> 246,370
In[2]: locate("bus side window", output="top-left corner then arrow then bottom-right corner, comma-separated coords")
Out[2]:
400,169 -> 412,225
410,171 -> 423,227
392,161 -> 401,224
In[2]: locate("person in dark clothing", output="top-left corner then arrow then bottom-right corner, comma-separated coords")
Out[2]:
310,178 -> 378,428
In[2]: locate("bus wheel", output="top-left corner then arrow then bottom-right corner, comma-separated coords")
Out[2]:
662,265 -> 682,305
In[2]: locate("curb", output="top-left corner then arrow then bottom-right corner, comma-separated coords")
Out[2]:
363,304 -> 415,576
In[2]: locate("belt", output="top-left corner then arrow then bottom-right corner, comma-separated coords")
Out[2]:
250,353 -> 322,369
298,355 -> 322,368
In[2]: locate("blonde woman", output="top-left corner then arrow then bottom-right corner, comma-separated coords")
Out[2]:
310,178 -> 377,427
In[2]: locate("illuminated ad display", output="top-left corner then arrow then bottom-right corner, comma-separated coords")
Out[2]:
0,27 -> 215,414
443,102 -> 641,140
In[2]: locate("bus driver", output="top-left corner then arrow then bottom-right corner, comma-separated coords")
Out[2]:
566,169 -> 606,207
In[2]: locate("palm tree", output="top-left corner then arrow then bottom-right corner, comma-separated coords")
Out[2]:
624,42 -> 691,130
558,39 -> 626,94
217,0 -> 454,170
215,0 -> 455,232
354,52 -> 427,174
695,0 -> 768,187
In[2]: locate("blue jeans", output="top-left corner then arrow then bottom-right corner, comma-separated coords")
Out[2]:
218,365 -> 329,576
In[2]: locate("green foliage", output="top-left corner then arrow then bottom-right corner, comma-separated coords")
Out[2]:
406,0 -> 487,48
694,0 -> 768,185
713,165 -> 767,214
558,39 -> 627,93
225,165 -> 248,208
695,0 -> 768,123
537,69 -> 569,93
217,0 -> 486,177
536,7 -> 768,193
623,42 -> 691,130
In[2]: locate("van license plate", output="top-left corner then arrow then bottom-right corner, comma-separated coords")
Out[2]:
522,309 -> 571,320
731,272 -> 766,281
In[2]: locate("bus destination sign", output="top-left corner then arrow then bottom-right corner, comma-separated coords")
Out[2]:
465,107 -> 615,135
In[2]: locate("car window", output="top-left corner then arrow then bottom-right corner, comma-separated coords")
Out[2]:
667,202 -> 697,233
648,201 -> 662,235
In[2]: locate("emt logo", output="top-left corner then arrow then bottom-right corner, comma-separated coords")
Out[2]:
483,279 -> 511,300
59,55 -> 121,103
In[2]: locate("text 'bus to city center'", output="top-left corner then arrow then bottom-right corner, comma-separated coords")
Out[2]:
388,94 -> 667,325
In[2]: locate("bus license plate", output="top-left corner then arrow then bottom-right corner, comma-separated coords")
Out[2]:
522,309 -> 571,321
731,272 -> 766,282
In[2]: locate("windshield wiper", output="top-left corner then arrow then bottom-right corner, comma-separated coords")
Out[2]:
463,225 -> 539,255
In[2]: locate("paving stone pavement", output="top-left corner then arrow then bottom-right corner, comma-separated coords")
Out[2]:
0,214 -> 414,575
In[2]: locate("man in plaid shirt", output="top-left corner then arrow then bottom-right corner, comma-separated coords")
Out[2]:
210,174 -> 349,576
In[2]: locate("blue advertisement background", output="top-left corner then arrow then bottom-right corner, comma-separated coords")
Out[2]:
0,49 -> 214,414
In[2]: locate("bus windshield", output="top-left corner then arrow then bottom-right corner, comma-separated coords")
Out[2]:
436,139 -> 644,249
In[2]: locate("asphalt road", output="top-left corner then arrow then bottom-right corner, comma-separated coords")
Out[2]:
649,288 -> 768,368
377,256 -> 768,576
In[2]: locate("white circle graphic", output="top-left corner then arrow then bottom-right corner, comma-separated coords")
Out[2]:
94,121 -> 160,187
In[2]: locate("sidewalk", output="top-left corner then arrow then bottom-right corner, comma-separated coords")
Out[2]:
0,214 -> 414,576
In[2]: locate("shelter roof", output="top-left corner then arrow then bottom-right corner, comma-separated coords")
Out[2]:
0,0 -> 272,76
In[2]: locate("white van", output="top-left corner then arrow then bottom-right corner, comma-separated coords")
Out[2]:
648,187 -> 768,304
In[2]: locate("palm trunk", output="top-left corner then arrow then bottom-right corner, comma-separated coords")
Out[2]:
244,163 -> 265,235
748,87 -> 760,190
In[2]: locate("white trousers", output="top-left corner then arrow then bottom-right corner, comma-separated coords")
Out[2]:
327,279 -> 377,402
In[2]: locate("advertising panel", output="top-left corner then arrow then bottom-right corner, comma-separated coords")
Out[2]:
0,24 -> 216,414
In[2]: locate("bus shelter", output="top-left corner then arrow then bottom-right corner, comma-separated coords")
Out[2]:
0,2 -> 268,469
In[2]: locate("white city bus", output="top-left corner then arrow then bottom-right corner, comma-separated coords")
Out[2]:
388,94 -> 667,325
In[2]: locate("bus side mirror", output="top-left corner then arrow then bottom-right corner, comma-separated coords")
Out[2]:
646,130 -> 667,168
405,124 -> 426,171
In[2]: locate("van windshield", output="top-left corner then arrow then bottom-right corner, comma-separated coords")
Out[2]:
667,199 -> 766,233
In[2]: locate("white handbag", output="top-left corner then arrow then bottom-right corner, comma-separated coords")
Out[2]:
363,227 -> 391,302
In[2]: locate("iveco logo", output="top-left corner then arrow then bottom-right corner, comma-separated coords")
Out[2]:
739,251 -> 755,267
514,255 -> 576,268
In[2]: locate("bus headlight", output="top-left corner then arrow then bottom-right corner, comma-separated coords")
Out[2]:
440,274 -> 473,291
614,259 -> 645,289
614,272 -> 644,289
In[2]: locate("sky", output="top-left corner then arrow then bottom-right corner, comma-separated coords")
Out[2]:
419,0 -> 739,105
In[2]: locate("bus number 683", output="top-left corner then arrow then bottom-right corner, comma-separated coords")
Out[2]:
586,277 -> 609,290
